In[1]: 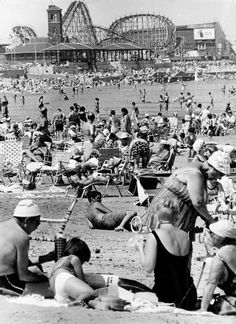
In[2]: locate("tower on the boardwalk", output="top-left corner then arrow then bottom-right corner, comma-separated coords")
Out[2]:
47,4 -> 63,44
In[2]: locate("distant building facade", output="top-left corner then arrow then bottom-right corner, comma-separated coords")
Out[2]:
176,22 -> 234,59
47,5 -> 63,44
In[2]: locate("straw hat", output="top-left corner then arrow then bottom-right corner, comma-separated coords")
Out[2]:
210,220 -> 236,239
208,151 -> 231,175
13,199 -> 41,218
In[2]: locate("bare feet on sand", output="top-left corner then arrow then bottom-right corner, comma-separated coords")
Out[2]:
114,226 -> 128,232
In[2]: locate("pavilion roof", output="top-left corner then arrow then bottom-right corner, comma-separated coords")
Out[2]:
43,43 -> 97,51
5,42 -> 50,55
101,43 -> 148,50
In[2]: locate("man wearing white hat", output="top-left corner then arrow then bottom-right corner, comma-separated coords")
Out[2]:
0,200 -> 53,295
201,220 -> 236,312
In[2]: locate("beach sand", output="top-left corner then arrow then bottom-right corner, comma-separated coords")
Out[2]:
0,77 -> 236,323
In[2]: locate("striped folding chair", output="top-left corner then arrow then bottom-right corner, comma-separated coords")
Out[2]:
2,140 -> 22,168
36,149 -> 72,185
0,153 -> 6,185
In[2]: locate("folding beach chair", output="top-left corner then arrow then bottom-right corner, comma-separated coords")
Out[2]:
0,153 -> 6,185
2,140 -> 22,168
36,149 -> 73,185
0,140 -> 23,184
80,171 -> 123,198
98,148 -> 121,167
30,195 -> 78,261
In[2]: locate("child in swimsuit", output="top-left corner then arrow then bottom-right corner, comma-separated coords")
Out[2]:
49,237 -> 95,304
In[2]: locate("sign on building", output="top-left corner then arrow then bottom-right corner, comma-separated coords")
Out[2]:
194,28 -> 215,40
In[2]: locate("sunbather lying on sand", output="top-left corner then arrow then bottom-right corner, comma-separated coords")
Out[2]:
86,191 -> 137,231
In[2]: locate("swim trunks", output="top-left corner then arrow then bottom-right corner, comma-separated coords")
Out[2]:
0,273 -> 26,295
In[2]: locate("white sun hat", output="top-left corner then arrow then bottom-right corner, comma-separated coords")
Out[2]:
208,151 -> 231,175
13,199 -> 41,218
209,220 -> 236,239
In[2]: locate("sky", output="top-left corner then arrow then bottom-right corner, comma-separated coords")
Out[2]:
0,0 -> 236,44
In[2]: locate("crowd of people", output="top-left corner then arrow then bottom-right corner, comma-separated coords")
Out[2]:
0,65 -> 235,316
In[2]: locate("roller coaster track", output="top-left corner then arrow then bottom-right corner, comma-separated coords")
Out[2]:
11,25 -> 37,44
109,13 -> 176,49
61,1 -> 179,53
93,25 -> 135,46
62,1 -> 97,44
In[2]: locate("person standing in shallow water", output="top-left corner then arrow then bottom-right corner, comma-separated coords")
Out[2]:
94,97 -> 100,122
164,92 -> 169,111
21,95 -> 25,106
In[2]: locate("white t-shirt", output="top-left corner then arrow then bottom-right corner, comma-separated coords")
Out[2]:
201,109 -> 210,121
154,116 -> 163,126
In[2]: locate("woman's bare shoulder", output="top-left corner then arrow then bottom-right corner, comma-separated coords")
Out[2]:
174,163 -> 203,177
218,244 -> 236,258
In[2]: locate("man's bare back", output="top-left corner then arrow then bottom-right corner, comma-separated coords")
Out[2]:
0,219 -> 28,276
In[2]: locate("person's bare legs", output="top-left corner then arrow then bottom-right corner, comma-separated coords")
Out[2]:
114,211 -> 137,232
142,156 -> 149,168
133,154 -> 140,169
77,175 -> 108,187
64,277 -> 95,306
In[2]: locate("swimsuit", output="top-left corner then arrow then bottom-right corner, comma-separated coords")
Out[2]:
49,255 -> 75,292
0,273 -> 26,295
147,169 -> 206,240
152,231 -> 197,310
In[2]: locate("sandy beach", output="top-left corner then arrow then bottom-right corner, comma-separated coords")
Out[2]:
0,77 -> 236,323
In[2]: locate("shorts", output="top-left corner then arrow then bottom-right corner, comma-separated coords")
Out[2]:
0,273 -> 26,295
54,272 -> 74,304
55,122 -> 64,132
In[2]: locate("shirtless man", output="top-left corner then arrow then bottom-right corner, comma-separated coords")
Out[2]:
86,191 -> 137,231
0,199 -> 54,295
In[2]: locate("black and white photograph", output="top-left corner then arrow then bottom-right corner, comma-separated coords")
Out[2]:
0,1 -> 236,323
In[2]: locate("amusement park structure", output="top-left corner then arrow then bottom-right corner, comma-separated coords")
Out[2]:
10,25 -> 38,44
11,1 -> 177,54
7,1 -> 232,65
62,1 -> 177,53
